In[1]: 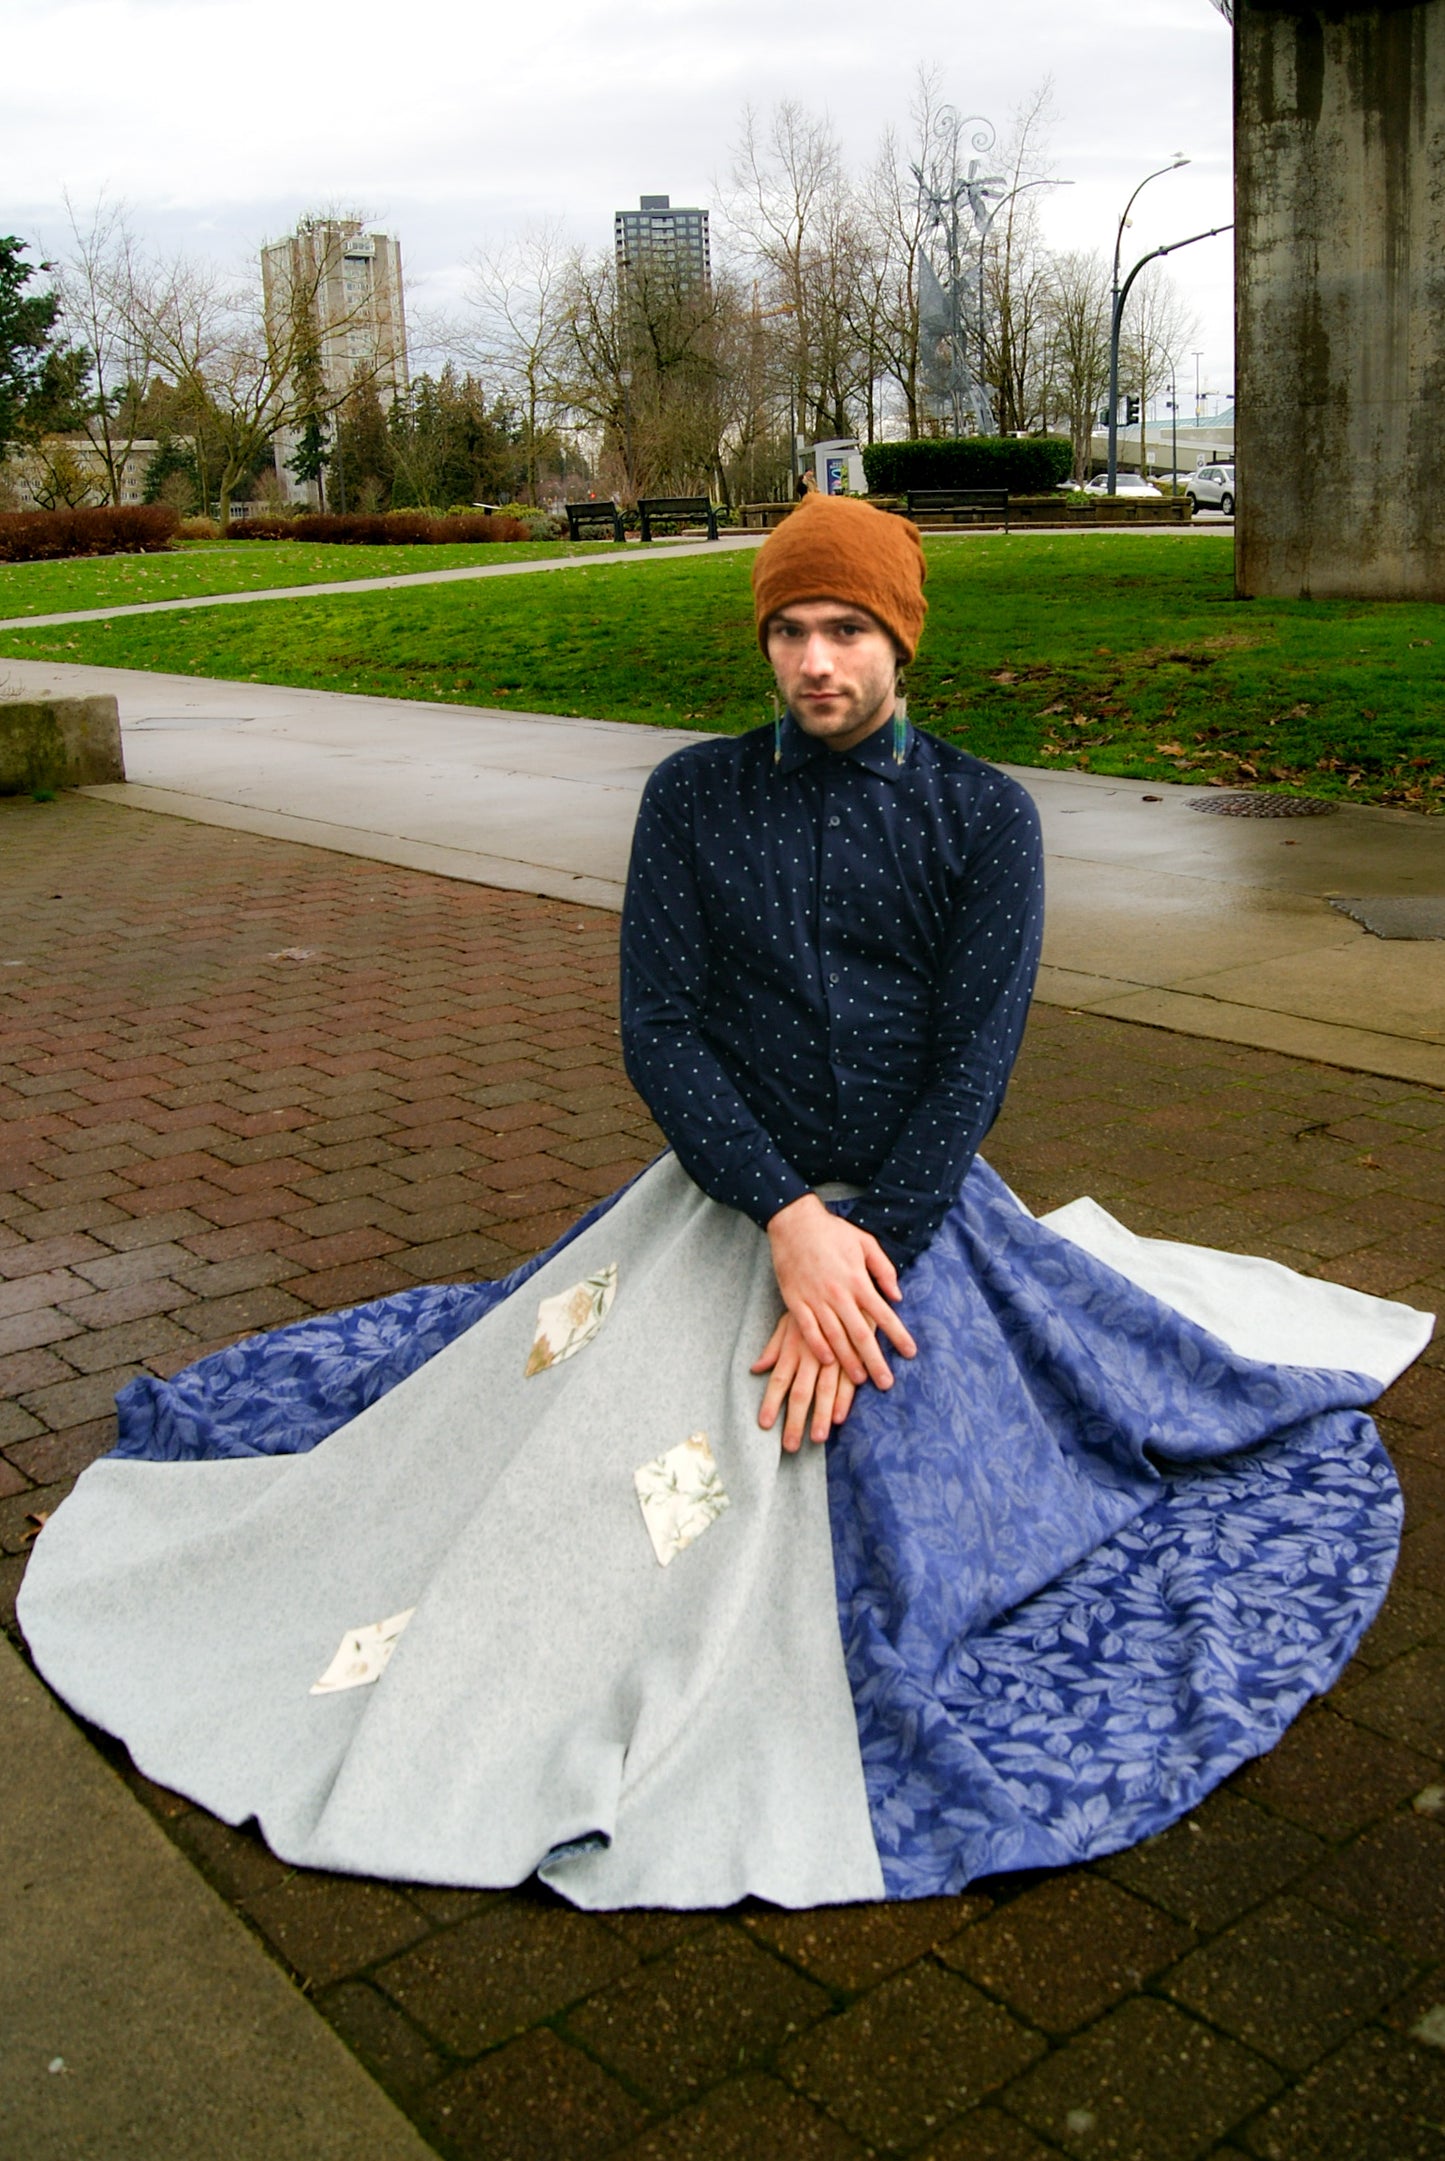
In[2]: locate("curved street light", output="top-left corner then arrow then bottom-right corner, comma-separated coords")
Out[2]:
1106,156 -> 1189,493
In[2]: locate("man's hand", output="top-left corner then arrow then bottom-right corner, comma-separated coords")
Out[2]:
752,1194 -> 916,1449
753,1311 -> 857,1451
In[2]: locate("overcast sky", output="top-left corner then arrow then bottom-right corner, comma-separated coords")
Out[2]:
5,0 -> 1235,413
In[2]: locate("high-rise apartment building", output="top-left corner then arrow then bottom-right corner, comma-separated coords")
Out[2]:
614,195 -> 711,289
262,217 -> 409,503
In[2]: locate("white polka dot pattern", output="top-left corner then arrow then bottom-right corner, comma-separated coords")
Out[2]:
619,712 -> 1044,1267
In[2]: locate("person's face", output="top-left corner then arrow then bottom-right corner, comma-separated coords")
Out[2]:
766,599 -> 901,754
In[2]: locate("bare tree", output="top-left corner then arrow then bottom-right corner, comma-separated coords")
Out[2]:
1122,266 -> 1199,476
728,102 -> 873,444
1042,250 -> 1112,481
459,221 -> 570,503
979,83 -> 1059,434
126,243 -> 386,523
557,249 -> 743,501
866,68 -> 952,437
53,195 -> 155,505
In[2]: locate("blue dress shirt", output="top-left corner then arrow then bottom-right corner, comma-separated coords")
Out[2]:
620,712 -> 1044,1268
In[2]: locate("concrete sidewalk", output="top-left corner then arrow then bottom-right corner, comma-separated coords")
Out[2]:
0,1634 -> 434,2161
2,792 -> 1442,2160
2,653 -> 1442,1088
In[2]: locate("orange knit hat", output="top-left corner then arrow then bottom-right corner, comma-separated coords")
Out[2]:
752,493 -> 928,661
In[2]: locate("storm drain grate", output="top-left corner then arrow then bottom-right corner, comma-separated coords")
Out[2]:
1190,793 -> 1338,818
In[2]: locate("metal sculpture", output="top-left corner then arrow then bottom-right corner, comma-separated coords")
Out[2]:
912,109 -> 1006,435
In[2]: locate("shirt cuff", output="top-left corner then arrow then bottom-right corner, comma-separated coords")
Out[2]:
751,1159 -> 813,1231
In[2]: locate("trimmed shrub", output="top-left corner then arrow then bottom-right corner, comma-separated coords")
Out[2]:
176,517 -> 221,541
225,510 -> 533,545
488,501 -> 567,540
0,503 -> 179,563
862,436 -> 1073,496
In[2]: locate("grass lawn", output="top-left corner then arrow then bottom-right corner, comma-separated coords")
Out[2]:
1,534 -> 1441,809
0,537 -> 593,619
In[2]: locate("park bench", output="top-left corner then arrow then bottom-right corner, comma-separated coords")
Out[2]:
905,488 -> 1010,533
565,500 -> 626,543
737,501 -> 795,529
638,496 -> 719,544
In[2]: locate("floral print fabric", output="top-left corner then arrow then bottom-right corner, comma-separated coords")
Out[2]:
310,1609 -> 416,1695
634,1431 -> 732,1566
525,1266 -> 618,1376
825,1159 -> 1395,1898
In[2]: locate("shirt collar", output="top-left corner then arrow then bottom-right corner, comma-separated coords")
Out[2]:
775,708 -> 912,781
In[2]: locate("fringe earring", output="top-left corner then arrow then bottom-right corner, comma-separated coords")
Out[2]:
772,689 -> 785,765
893,679 -> 909,766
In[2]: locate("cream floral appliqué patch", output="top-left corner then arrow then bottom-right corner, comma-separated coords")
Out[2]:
634,1431 -> 731,1567
310,1609 -> 416,1695
524,1264 -> 618,1376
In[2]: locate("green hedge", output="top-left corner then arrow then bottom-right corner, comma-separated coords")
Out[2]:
862,436 -> 1073,496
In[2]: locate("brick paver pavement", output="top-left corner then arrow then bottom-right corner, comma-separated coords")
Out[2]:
3,791 -> 1443,2161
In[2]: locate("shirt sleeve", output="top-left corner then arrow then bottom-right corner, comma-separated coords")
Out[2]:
620,756 -> 812,1229
840,780 -> 1044,1270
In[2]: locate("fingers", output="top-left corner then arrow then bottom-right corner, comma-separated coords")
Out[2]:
789,1298 -> 837,1371
757,1341 -> 796,1430
832,1285 -> 914,1388
813,1303 -> 870,1388
783,1346 -> 823,1453
749,1312 -> 789,1375
859,1233 -> 902,1305
872,1300 -> 917,1362
809,1356 -> 841,1444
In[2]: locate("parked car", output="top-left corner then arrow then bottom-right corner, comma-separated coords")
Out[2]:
1068,473 -> 1163,499
1186,464 -> 1235,515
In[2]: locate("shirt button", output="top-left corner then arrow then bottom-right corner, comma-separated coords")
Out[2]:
828,815 -> 840,827
829,972 -> 840,985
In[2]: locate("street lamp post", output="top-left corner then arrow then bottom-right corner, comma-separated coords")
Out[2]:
1110,222 -> 1236,499
1107,156 -> 1189,495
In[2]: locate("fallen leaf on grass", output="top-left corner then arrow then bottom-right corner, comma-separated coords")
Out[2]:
1154,741 -> 1186,757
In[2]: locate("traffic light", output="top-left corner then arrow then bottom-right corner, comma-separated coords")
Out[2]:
1125,395 -> 1141,426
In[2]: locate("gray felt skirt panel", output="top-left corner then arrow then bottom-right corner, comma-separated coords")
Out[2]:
19,1156 -> 885,1907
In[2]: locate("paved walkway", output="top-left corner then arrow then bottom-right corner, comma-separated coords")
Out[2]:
2,793 -> 1443,2160
3,655 -> 1442,1088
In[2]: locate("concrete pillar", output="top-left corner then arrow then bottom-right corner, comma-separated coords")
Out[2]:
1235,0 -> 1445,599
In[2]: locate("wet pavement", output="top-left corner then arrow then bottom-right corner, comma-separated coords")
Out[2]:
2,792 -> 1443,2161
2,653 -> 1441,1088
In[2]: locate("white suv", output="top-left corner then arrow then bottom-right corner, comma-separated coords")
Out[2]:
1186,464 -> 1235,516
